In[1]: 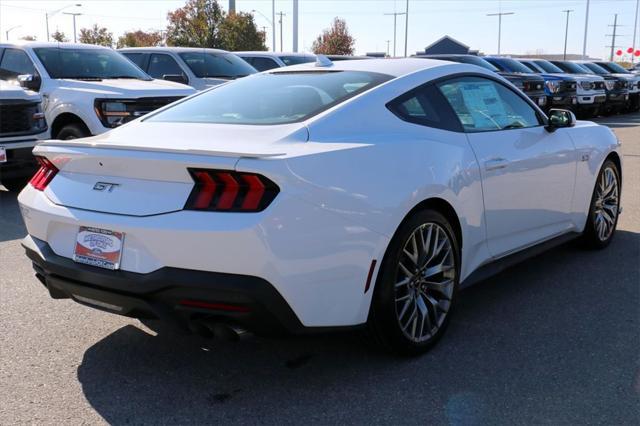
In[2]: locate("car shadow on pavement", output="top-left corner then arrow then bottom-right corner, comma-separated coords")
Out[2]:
0,190 -> 27,242
77,231 -> 639,425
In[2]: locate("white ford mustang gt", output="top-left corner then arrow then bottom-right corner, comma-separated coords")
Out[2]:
18,58 -> 622,355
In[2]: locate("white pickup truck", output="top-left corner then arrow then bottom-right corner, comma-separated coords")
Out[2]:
0,42 -> 196,140
0,81 -> 48,191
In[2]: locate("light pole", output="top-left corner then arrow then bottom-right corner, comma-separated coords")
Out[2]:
384,11 -> 406,57
277,12 -> 286,52
6,25 -> 21,42
562,9 -> 574,60
272,1 -> 276,53
632,0 -> 639,63
582,0 -> 590,59
486,11 -> 514,55
404,0 -> 409,57
251,9 -> 273,51
63,12 -> 82,43
386,40 -> 391,57
46,4 -> 81,42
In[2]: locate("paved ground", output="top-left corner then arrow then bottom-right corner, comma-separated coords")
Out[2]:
1,114 -> 639,425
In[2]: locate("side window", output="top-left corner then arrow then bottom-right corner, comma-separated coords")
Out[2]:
249,57 -> 280,72
437,76 -> 541,132
122,53 -> 146,71
0,48 -> 36,80
147,54 -> 184,79
387,84 -> 462,132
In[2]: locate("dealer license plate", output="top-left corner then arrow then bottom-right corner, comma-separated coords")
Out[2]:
0,146 -> 6,163
73,226 -> 124,270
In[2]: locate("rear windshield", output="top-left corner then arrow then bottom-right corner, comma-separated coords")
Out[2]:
178,51 -> 256,78
34,47 -> 150,80
147,70 -> 391,125
278,55 -> 316,66
534,60 -> 564,73
452,56 -> 499,72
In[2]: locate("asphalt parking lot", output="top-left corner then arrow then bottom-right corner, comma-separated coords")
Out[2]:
1,113 -> 639,425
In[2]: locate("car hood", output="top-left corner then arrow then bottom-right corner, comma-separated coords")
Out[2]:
0,81 -> 41,102
52,78 -> 196,98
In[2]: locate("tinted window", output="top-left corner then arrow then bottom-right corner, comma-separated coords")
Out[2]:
247,56 -> 280,71
534,60 -> 564,73
551,61 -> 592,74
486,57 -> 535,73
0,49 -> 36,80
581,63 -> 610,75
148,54 -> 184,79
178,52 -> 255,78
438,77 -> 541,132
34,47 -> 150,80
520,60 -> 543,73
387,84 -> 461,132
278,55 -> 315,66
122,53 -> 146,70
445,56 -> 499,72
148,71 -> 391,126
597,62 -> 630,74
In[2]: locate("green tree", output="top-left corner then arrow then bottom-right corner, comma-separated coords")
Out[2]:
78,24 -> 114,47
50,30 -> 68,42
117,30 -> 164,48
311,17 -> 355,55
217,12 -> 266,51
166,0 -> 223,47
20,35 -> 37,41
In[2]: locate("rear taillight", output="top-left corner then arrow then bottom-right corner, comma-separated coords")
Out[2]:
30,156 -> 59,191
184,169 -> 279,212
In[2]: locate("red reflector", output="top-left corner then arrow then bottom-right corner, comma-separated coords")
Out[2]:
364,259 -> 377,293
29,156 -> 58,191
192,171 -> 217,209
216,172 -> 239,210
178,299 -> 250,312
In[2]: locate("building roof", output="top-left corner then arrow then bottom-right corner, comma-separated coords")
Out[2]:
423,35 -> 470,51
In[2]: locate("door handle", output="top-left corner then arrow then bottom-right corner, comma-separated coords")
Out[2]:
484,158 -> 508,171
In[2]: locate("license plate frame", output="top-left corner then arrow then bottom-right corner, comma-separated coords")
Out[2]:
0,146 -> 6,163
73,226 -> 125,270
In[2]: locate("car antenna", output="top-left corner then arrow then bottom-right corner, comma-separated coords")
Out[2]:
315,55 -> 333,68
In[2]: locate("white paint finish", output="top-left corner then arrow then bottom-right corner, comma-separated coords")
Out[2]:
466,126 -> 578,257
17,58 -> 622,328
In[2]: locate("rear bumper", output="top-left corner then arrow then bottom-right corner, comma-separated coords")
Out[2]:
23,235 -> 317,335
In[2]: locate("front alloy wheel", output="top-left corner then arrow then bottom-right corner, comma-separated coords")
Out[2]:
581,159 -> 621,249
367,209 -> 459,355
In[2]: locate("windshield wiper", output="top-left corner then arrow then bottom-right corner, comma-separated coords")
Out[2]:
502,122 -> 525,130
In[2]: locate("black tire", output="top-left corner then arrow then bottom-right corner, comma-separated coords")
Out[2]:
366,209 -> 460,356
1,177 -> 30,192
56,123 -> 90,140
580,159 -> 621,249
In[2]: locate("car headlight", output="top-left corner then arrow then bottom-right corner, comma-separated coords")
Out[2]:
604,80 -> 615,91
580,81 -> 594,90
94,100 -> 132,128
545,80 -> 560,93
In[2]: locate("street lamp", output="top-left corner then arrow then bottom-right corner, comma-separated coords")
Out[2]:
46,3 -> 82,42
251,9 -> 274,51
63,12 -> 82,43
486,11 -> 514,55
6,25 -> 21,42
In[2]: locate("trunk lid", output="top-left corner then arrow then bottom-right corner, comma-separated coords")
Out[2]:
36,122 -> 308,216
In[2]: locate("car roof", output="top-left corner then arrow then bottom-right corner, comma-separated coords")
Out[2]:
270,57 -> 465,78
118,46 -> 230,54
0,42 -> 111,50
235,51 -> 315,58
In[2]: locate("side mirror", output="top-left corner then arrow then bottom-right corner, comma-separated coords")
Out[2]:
17,74 -> 42,92
546,109 -> 576,132
162,74 -> 188,85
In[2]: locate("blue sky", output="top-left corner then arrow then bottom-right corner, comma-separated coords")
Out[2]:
0,0 -> 638,60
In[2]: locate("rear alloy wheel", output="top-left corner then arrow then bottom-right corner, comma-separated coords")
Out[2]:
581,160 -> 620,249
367,210 -> 459,355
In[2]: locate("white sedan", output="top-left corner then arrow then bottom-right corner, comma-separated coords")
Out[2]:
18,58 -> 622,355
